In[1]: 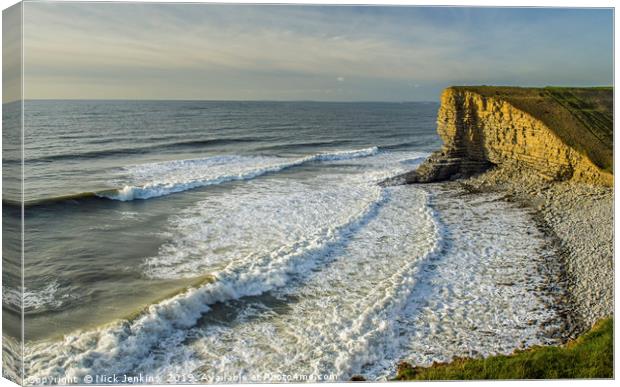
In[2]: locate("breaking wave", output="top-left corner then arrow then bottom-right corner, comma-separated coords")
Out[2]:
100,147 -> 380,201
24,184 -> 391,380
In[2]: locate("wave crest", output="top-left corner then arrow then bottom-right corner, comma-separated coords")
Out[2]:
25,184 -> 389,380
100,147 -> 379,201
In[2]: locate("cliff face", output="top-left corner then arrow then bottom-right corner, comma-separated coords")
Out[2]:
391,87 -> 613,186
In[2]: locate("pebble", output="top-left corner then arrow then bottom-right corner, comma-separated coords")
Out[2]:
461,166 -> 613,333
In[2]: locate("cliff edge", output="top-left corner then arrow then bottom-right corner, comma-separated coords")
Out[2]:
389,86 -> 613,380
388,86 -> 613,186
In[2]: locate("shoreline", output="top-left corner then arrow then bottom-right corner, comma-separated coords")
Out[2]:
390,165 -> 613,380
455,165 -> 613,337
389,86 -> 613,343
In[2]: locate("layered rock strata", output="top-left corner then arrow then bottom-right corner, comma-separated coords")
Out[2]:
386,87 -> 613,186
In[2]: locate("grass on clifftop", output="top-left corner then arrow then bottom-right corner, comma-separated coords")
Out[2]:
395,317 -> 613,380
451,86 -> 613,174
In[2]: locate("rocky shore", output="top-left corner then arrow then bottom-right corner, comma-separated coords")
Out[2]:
385,86 -> 613,380
388,86 -> 614,337
458,165 -> 613,335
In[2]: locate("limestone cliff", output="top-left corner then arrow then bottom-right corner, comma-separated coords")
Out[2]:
388,86 -> 613,186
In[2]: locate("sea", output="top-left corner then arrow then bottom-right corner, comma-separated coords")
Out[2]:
2,100 -> 565,384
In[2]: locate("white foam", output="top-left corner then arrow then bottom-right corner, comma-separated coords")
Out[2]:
23,151 -> 564,383
176,187 -> 441,381
24,180 -> 389,381
2,281 -> 71,312
142,150 -> 430,280
168,188 -> 563,382
384,189 -> 565,376
145,189 -> 563,382
143,177 -> 384,279
3,335 -> 22,385
100,147 -> 380,201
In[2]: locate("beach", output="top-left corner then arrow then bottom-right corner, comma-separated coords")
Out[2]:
463,165 -> 614,335
391,86 -> 613,379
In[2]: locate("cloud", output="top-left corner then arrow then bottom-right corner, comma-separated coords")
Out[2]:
19,3 -> 613,101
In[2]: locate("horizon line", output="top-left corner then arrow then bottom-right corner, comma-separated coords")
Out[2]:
5,98 -> 441,104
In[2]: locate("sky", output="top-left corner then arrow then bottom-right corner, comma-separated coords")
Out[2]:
4,2 -> 614,102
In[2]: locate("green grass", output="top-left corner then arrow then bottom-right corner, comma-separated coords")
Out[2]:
450,86 -> 613,174
394,317 -> 613,380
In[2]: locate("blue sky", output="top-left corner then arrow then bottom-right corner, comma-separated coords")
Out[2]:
13,3 -> 614,101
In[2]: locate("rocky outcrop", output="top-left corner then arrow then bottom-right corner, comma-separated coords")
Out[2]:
386,87 -> 613,186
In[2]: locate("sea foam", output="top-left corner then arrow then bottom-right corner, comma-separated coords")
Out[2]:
22,150 -> 563,383
100,147 -> 379,201
25,181 -> 390,381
